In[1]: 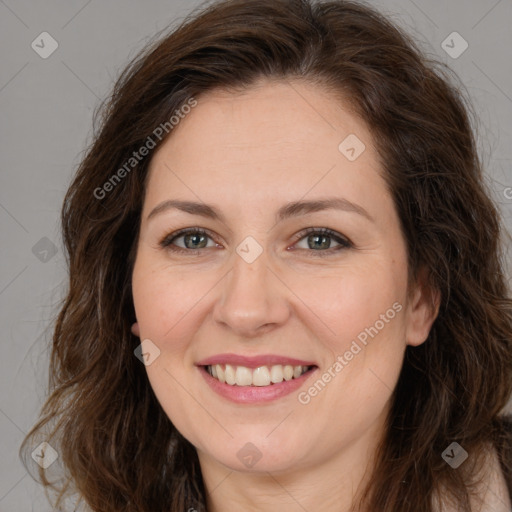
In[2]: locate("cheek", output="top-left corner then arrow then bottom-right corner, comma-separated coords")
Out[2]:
295,262 -> 407,406
131,260 -> 211,437
132,257 -> 210,343
293,261 -> 406,347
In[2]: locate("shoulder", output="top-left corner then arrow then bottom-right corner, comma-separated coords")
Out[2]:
476,444 -> 511,512
435,443 -> 511,512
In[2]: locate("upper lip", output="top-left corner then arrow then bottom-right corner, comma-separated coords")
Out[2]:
196,353 -> 317,369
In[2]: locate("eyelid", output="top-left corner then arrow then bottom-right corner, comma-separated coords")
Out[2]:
291,227 -> 352,249
159,226 -> 353,255
159,227 -> 218,249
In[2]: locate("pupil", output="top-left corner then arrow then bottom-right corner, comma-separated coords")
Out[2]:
310,234 -> 330,250
185,233 -> 207,249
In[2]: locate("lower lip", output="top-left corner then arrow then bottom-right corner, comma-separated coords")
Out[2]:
198,365 -> 318,404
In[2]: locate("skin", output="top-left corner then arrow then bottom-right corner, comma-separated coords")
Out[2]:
131,78 -> 439,512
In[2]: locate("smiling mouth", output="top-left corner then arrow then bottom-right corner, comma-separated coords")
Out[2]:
203,364 -> 317,387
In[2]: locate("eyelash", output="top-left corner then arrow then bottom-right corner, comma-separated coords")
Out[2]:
159,227 -> 353,257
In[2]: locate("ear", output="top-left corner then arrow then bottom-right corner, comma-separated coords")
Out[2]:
131,321 -> 140,337
405,266 -> 441,347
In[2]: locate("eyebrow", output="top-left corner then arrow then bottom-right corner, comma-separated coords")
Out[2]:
146,197 -> 374,224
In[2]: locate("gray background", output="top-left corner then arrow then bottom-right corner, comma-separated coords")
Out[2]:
0,0 -> 511,510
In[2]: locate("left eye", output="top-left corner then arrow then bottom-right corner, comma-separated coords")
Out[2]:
292,228 -> 352,253
159,227 -> 352,256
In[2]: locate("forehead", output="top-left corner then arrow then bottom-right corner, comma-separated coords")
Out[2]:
143,79 -> 390,220
155,79 -> 369,157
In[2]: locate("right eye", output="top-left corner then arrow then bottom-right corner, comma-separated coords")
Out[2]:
159,228 -> 220,254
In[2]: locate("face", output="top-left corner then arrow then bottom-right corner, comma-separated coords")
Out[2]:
131,79 -> 436,478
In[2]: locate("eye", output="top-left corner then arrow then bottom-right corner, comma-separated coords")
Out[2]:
290,227 -> 352,257
159,227 -> 352,256
159,228 -> 219,253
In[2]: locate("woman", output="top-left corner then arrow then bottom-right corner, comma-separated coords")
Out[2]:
20,0 -> 512,511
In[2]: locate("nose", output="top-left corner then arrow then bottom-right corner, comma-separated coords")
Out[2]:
212,248 -> 291,338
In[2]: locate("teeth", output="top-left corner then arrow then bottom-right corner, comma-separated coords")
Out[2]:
224,364 -> 236,385
283,365 -> 294,381
253,366 -> 271,386
270,365 -> 284,383
207,364 -> 310,386
235,366 -> 253,386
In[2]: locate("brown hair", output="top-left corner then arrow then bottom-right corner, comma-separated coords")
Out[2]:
20,0 -> 512,510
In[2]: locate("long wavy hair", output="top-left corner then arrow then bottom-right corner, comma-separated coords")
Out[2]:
20,0 -> 512,510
